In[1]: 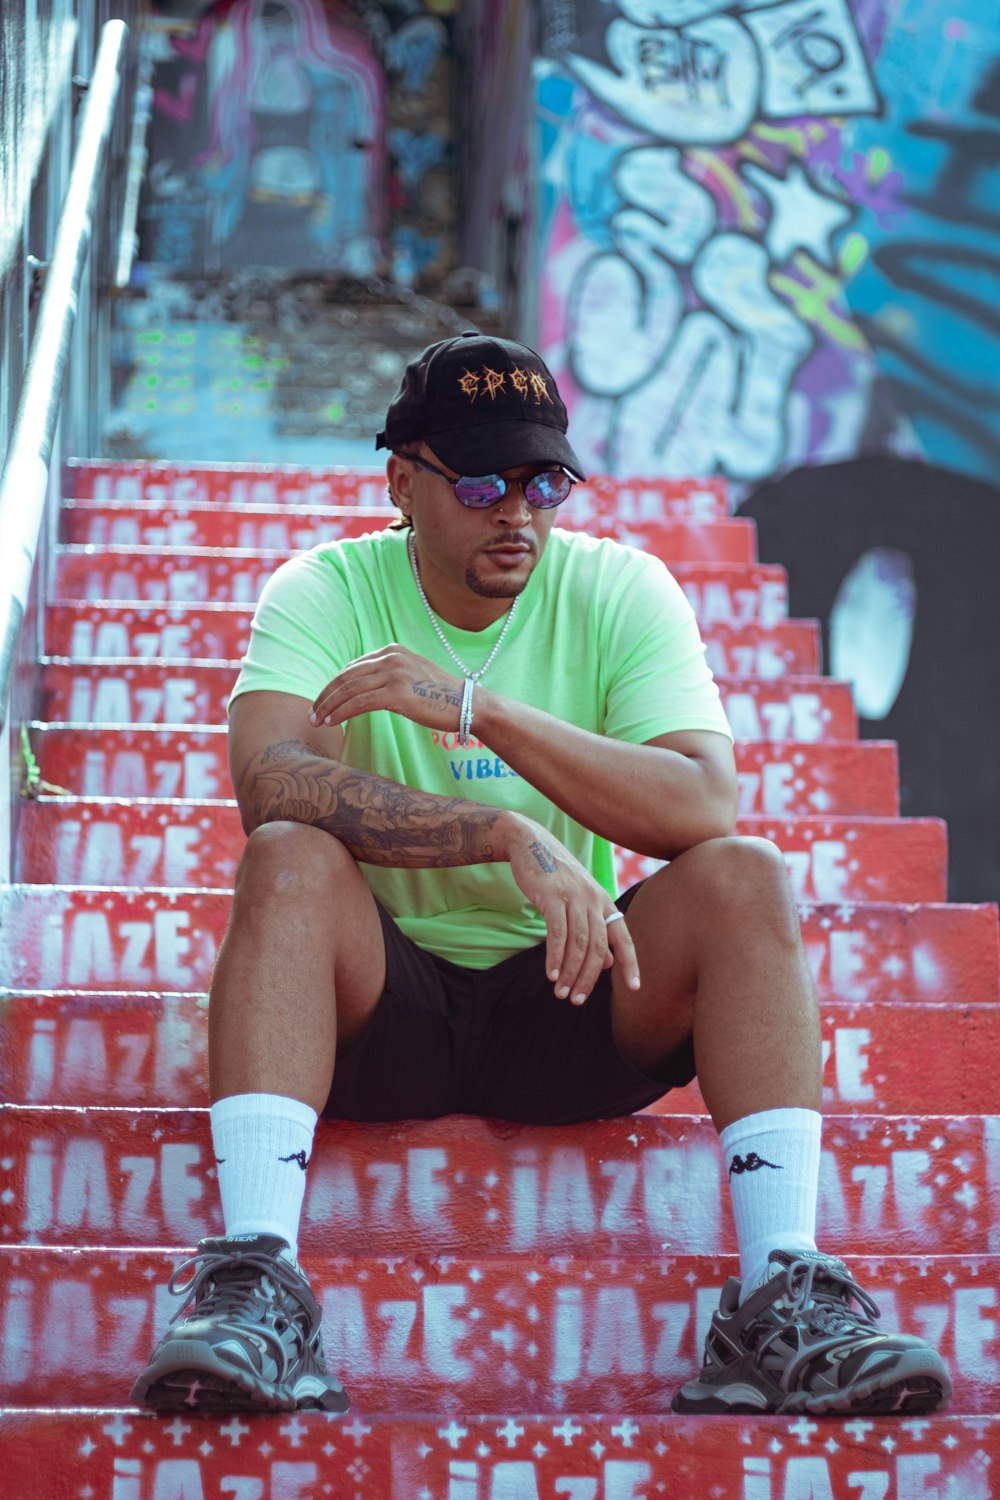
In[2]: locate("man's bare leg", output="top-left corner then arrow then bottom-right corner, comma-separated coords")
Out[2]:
204,820 -> 386,1260
608,835 -> 821,1129
209,820 -> 386,1112
609,835 -> 822,1300
131,822 -> 377,1411
615,837 -> 952,1415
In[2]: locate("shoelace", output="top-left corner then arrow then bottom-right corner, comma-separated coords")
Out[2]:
166,1248 -> 317,1332
757,1256 -> 881,1358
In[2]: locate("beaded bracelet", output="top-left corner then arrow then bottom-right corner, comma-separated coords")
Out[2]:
458,676 -> 476,747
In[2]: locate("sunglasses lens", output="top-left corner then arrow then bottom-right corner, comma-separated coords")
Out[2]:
454,475 -> 506,507
525,470 -> 573,507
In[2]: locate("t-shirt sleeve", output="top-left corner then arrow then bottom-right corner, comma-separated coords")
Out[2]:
228,550 -> 362,712
601,551 -> 733,744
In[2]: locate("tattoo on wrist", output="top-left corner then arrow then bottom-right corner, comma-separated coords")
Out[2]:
411,679 -> 461,708
529,839 -> 558,874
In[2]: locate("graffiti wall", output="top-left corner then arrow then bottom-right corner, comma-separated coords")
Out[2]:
534,0 -> 1000,493
847,10 -> 1000,485
138,0 -> 459,281
380,0 -> 457,285
535,0 -> 1000,900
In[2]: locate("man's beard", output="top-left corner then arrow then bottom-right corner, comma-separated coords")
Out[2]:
465,537 -> 536,599
464,566 -> 529,599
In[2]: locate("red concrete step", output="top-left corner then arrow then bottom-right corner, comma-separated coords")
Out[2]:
2,875 -> 990,1003
617,813 -> 948,902
37,661 -> 859,739
14,800 -> 948,901
4,1408 -> 993,1500
2,1107 -> 997,1254
66,458 -> 731,520
2,988 -> 998,1111
45,602 -> 821,676
54,548 -> 789,625
61,499 -> 758,564
2,888 -> 994,1003
28,726 -> 896,813
0,1248 -> 993,1413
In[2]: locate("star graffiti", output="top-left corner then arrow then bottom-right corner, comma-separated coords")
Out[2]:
742,160 -> 854,268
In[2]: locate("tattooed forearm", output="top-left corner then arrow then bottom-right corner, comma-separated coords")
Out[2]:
529,839 -> 558,874
260,738 -> 329,763
243,741 -> 502,867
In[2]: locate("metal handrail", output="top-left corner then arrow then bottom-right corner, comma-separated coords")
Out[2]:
114,36 -> 154,289
0,19 -> 128,737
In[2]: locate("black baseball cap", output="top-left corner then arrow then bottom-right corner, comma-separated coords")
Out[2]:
376,331 -> 586,480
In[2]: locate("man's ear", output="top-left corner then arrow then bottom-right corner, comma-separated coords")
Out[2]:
387,453 -> 414,518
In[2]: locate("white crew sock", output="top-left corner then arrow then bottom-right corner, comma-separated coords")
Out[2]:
210,1092 -> 318,1259
720,1107 -> 821,1301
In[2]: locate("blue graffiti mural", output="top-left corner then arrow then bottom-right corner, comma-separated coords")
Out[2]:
847,4 -> 1000,484
535,0 -> 1000,490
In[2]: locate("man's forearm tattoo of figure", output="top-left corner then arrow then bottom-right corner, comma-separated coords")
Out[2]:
247,740 -> 500,866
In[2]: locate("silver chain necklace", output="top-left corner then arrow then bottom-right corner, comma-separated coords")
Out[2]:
407,528 -> 520,682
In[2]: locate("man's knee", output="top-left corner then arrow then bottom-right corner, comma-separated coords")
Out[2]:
236,821 -> 360,905
661,835 -> 796,924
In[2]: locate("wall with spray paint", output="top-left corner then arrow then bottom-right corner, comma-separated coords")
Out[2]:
534,0 -> 1000,899
137,0 -> 460,281
534,0 -> 1000,490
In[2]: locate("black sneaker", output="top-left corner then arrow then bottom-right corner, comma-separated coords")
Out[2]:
130,1233 -> 350,1413
673,1248 -> 952,1415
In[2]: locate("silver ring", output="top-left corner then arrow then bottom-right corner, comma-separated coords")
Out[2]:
604,911 -> 625,926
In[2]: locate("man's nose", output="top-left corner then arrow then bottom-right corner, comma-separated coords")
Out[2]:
494,481 -> 532,522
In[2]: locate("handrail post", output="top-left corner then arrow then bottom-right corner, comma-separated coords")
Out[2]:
0,19 -> 128,738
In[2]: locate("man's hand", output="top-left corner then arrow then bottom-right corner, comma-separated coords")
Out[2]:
500,813 -> 641,1004
310,646 -> 464,734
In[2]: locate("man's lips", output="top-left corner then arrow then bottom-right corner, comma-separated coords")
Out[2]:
481,543 -> 533,563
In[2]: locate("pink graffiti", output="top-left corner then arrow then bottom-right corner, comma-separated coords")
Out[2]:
154,71 -> 198,125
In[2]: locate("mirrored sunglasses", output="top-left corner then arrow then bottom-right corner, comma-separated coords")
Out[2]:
409,454 -> 574,509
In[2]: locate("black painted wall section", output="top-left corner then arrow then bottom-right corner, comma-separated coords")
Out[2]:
741,457 -> 1000,903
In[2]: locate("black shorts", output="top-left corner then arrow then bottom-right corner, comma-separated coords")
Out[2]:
323,881 -> 696,1125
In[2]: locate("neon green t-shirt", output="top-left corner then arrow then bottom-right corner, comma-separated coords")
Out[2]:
229,526 -> 732,967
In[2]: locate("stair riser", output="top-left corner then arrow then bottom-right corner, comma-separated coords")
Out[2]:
2,1110 -> 997,1255
1,991 -> 998,1113
3,891 -> 994,1004
37,663 -> 858,739
5,1408 -> 993,1500
617,815 -> 946,902
3,896 -> 993,1003
45,606 -> 820,676
66,461 -> 731,519
54,552 -> 789,626
32,731 -> 895,814
14,803 -> 948,901
61,503 -> 757,563
0,1251 -> 992,1412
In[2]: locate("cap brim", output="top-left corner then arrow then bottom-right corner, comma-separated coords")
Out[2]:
425,419 -> 587,482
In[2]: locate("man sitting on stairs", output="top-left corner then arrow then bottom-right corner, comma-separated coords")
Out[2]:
131,332 -> 951,1417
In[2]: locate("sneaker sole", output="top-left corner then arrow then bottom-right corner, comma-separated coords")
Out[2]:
673,1353 -> 952,1417
130,1344 -> 350,1414
673,1374 -> 949,1416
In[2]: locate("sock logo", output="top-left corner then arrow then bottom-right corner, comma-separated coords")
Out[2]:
729,1152 -> 783,1177
279,1150 -> 310,1172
